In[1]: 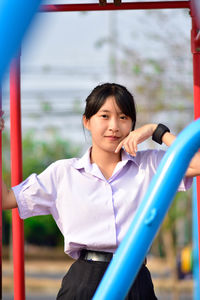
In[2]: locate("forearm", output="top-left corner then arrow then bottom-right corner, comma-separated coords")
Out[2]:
161,131 -> 176,147
2,180 -> 17,210
160,130 -> 200,177
184,152 -> 200,177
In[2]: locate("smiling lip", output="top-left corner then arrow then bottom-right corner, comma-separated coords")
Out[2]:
105,136 -> 120,141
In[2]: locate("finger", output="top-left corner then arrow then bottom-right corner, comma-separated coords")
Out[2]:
124,138 -> 138,156
0,110 -> 4,117
130,139 -> 137,155
128,139 -> 137,156
134,139 -> 138,153
123,140 -> 132,155
124,144 -> 136,156
115,140 -> 124,153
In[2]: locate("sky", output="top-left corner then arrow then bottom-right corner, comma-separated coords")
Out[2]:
21,0 -> 191,67
2,1 -> 193,151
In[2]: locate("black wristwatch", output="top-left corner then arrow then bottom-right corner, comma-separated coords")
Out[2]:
152,124 -> 170,145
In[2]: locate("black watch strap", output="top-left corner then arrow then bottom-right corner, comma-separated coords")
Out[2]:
152,124 -> 170,145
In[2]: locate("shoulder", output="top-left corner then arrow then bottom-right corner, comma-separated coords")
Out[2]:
49,158 -> 79,171
134,149 -> 166,167
39,158 -> 79,179
53,157 -> 79,167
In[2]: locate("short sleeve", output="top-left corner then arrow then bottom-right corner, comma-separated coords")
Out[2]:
12,163 -> 57,219
155,150 -> 193,191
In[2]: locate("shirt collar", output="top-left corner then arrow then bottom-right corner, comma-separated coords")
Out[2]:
121,148 -> 139,166
73,147 -> 139,171
72,147 -> 92,173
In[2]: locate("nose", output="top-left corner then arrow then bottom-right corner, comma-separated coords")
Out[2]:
108,117 -> 119,132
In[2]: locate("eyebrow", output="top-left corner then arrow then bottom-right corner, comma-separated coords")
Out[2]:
99,109 -> 110,112
99,109 -> 124,114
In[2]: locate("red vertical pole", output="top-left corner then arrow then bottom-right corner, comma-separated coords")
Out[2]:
10,55 -> 25,300
191,18 -> 200,278
0,83 -> 2,300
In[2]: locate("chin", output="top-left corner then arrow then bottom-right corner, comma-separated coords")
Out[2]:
106,148 -> 118,154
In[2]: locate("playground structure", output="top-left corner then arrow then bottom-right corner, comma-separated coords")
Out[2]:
0,0 -> 200,299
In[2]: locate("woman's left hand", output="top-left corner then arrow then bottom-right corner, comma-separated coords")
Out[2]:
0,111 -> 5,131
115,124 -> 157,156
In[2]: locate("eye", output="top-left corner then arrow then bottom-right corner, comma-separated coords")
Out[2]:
120,115 -> 128,120
101,114 -> 108,119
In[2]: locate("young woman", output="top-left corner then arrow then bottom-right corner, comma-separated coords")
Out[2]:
2,83 -> 200,299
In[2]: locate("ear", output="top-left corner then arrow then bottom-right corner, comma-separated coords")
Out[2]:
83,115 -> 90,131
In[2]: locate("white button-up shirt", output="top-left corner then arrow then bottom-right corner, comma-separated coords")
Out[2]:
12,148 -> 192,259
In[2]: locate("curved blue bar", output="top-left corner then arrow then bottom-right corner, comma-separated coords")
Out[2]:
0,0 -> 41,82
93,118 -> 200,300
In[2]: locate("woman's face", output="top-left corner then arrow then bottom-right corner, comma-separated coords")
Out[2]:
83,96 -> 133,154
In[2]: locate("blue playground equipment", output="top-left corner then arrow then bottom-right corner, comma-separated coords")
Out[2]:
0,0 -> 41,82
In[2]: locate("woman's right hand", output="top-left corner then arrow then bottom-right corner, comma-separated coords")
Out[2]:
115,124 -> 157,156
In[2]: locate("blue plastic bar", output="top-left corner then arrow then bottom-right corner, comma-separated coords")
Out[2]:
93,118 -> 200,300
0,83 -> 2,299
193,178 -> 200,299
0,0 -> 41,82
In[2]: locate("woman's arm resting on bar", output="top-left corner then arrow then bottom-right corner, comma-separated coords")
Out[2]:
162,132 -> 200,177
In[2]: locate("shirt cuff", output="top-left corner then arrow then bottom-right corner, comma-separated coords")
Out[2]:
12,175 -> 36,219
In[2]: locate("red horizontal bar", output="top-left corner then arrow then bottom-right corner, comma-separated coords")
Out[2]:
40,1 -> 190,13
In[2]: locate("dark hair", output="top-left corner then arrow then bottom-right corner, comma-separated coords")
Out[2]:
83,83 -> 136,130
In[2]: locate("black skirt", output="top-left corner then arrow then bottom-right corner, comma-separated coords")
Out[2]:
56,258 -> 158,300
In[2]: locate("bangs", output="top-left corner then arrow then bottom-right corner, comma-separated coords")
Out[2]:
84,83 -> 136,130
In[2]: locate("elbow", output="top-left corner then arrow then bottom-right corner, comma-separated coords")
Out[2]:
2,189 -> 18,210
185,167 -> 200,178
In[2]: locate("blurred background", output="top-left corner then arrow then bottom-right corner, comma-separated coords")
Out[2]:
2,0 -> 196,299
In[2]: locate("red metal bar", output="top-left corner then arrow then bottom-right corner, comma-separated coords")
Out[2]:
190,0 -> 200,44
10,56 -> 25,300
0,83 -> 2,300
191,18 -> 200,280
195,31 -> 200,45
40,1 -> 190,12
190,0 -> 200,30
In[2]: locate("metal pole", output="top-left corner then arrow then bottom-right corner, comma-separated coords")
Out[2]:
193,179 -> 200,299
40,1 -> 190,13
10,55 -> 25,300
191,17 -> 200,288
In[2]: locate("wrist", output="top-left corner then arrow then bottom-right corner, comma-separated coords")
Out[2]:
151,124 -> 157,135
152,123 -> 170,145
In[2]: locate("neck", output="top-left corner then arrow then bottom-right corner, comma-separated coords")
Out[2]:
90,146 -> 121,167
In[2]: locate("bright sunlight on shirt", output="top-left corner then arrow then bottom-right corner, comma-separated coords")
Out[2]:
12,148 -> 192,259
